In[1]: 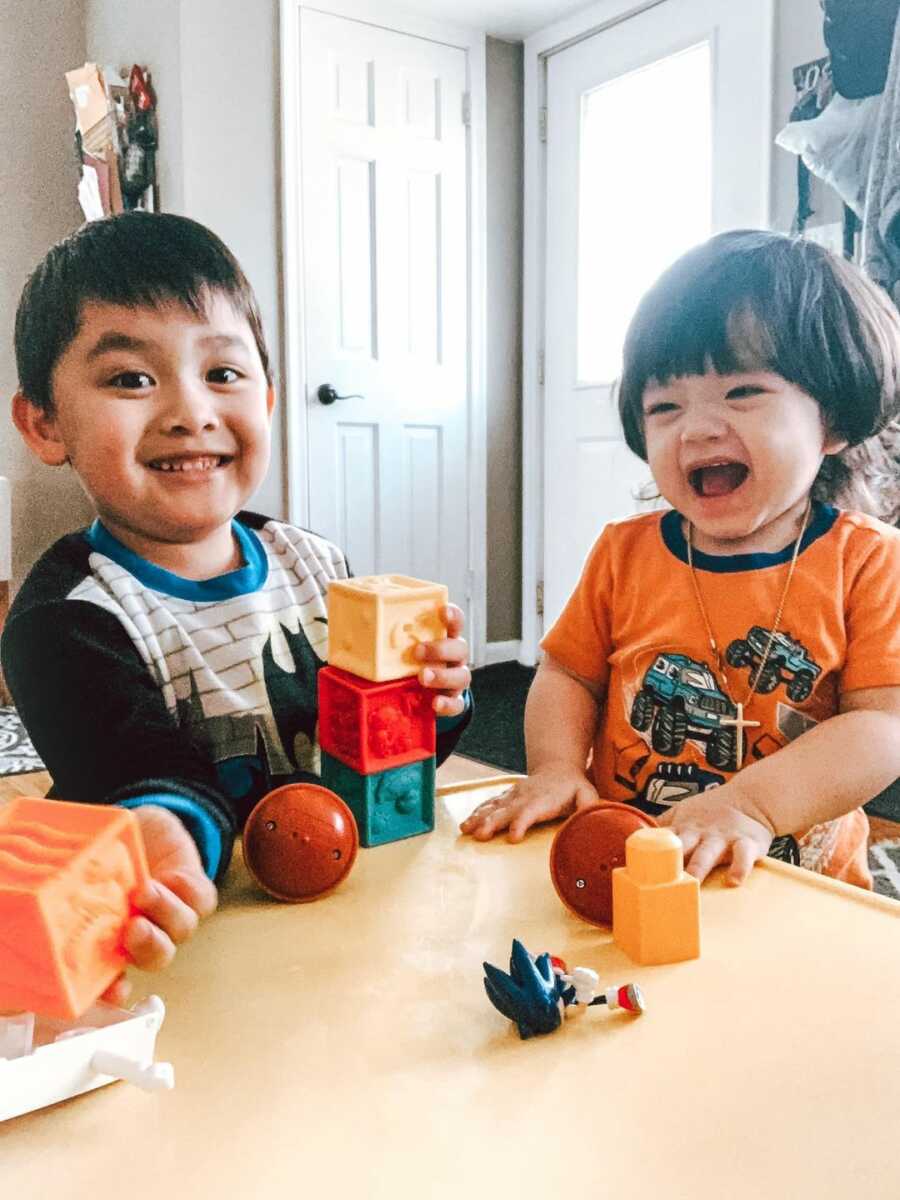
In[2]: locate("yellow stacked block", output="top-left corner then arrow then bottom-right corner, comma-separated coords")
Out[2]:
612,827 -> 700,965
327,575 -> 448,682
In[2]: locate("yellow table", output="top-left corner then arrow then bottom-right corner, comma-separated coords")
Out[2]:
5,777 -> 900,1199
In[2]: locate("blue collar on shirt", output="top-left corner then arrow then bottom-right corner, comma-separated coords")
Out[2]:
84,518 -> 268,600
660,503 -> 838,573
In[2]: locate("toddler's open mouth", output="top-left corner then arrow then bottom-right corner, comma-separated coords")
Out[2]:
688,461 -> 749,497
147,455 -> 233,473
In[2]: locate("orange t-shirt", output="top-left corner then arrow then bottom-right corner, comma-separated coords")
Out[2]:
541,505 -> 900,887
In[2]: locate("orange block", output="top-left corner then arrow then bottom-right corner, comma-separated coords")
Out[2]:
0,798 -> 150,1019
327,575 -> 448,682
612,827 -> 700,965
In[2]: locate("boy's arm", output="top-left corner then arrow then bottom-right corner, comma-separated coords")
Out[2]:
660,686 -> 900,884
2,600 -> 237,883
460,654 -> 603,841
435,694 -> 473,764
3,599 -> 227,990
732,685 -> 900,833
665,528 -> 900,885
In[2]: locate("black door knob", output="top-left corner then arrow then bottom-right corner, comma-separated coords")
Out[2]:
316,383 -> 363,406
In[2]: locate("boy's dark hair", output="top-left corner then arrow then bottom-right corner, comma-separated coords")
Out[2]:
617,230 -> 900,521
15,211 -> 273,412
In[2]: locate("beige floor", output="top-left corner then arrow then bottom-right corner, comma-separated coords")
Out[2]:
0,753 -> 506,807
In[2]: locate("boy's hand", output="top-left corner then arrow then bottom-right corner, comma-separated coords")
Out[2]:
102,805 -> 218,1006
657,787 -> 776,885
460,765 -> 600,842
415,603 -> 471,717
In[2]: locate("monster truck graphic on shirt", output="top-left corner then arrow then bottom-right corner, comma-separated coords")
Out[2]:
642,761 -> 725,811
629,652 -> 739,770
636,761 -> 801,864
725,626 -> 821,703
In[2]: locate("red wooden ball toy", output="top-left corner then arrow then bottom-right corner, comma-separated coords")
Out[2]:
550,802 -> 658,927
243,782 -> 359,902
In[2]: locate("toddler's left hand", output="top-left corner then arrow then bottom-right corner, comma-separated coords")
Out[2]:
657,786 -> 775,885
415,603 -> 470,717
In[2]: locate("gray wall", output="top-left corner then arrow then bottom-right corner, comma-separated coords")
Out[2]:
0,0 -> 94,593
84,0 -> 184,213
86,0 -> 285,520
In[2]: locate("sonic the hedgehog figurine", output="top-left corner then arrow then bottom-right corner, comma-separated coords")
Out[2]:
483,939 -> 645,1040
483,939 -> 567,1039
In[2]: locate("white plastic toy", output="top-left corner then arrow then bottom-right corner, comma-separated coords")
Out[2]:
0,995 -> 173,1122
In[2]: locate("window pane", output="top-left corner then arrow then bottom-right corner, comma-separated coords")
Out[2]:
577,42 -> 712,384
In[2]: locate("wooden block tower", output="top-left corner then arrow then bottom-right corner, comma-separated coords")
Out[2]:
319,575 -> 448,848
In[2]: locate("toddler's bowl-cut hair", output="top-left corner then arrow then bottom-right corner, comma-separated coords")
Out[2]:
15,211 -> 273,413
617,230 -> 900,460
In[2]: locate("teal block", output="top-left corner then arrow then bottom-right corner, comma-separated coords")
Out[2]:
321,752 -> 435,847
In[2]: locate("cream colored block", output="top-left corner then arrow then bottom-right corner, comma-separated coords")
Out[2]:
327,575 -> 448,681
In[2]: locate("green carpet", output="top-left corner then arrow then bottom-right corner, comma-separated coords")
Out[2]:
456,662 -> 534,774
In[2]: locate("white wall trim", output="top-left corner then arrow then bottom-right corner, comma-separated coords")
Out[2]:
298,0 -> 483,47
520,33 -> 546,668
484,640 -> 522,666
761,0 -> 776,229
280,0 -> 308,531
520,0 -> 775,666
280,0 -> 488,667
526,0 -> 670,59
465,35 -> 489,669
0,477 -> 10,583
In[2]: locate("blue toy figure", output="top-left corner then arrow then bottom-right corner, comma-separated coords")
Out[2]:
482,939 -> 645,1040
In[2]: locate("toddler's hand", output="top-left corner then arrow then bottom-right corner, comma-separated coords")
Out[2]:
657,788 -> 775,885
460,765 -> 600,842
102,805 -> 218,1005
415,603 -> 471,717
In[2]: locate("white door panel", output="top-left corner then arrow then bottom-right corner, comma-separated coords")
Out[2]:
543,0 -> 771,631
299,10 -> 469,609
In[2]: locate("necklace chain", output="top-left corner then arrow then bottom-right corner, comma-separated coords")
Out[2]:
685,499 -> 811,708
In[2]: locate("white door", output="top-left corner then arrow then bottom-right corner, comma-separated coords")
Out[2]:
298,9 -> 470,619
542,0 -> 772,631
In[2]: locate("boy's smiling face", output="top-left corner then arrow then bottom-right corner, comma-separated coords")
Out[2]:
20,292 -> 274,572
641,369 -> 847,555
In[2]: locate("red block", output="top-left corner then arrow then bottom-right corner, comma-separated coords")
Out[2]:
318,665 -> 435,774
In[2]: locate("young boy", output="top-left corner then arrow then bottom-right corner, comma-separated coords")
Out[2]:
463,231 -> 900,890
4,212 -> 471,994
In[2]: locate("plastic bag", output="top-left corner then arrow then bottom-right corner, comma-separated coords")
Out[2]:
776,92 -> 881,216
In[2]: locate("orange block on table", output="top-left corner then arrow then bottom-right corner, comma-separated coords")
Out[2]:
327,574 -> 448,682
0,797 -> 150,1020
612,827 -> 700,965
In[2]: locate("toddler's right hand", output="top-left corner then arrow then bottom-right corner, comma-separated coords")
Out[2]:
103,805 -> 218,1005
459,765 -> 600,842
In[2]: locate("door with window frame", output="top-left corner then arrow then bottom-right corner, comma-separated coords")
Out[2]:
522,0 -> 774,659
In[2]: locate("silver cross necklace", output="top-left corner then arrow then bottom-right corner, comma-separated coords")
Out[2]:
685,498 -> 811,770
